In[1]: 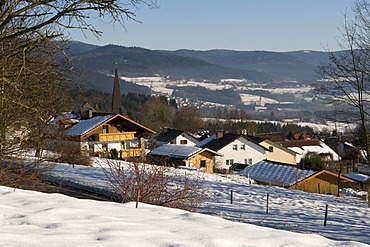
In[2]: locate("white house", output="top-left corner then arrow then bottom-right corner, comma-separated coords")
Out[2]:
149,128 -> 199,147
281,139 -> 340,163
196,131 -> 266,170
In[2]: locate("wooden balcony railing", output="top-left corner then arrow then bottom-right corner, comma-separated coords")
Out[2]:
121,148 -> 143,158
96,132 -> 136,142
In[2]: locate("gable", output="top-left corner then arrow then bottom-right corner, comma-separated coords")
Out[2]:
198,133 -> 240,151
65,113 -> 155,138
151,129 -> 183,144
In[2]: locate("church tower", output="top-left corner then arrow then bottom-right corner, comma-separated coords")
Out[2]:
111,68 -> 125,114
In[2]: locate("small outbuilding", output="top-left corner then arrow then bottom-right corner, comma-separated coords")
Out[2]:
147,144 -> 222,173
239,160 -> 353,196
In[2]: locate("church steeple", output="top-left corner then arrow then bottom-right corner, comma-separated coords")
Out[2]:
111,68 -> 125,114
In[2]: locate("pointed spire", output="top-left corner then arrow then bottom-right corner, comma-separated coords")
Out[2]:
111,67 -> 125,114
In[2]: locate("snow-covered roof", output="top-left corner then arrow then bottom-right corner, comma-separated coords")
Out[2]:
149,144 -> 203,159
65,115 -> 114,136
50,112 -> 80,124
238,160 -> 316,187
344,172 -> 370,183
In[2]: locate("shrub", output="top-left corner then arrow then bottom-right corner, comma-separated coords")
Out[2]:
101,159 -> 206,211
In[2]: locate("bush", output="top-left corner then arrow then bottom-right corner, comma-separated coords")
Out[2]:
52,141 -> 91,166
101,159 -> 206,211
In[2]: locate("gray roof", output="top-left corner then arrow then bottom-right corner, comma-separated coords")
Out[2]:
149,144 -> 203,159
150,129 -> 184,145
65,114 -> 113,136
238,160 -> 316,187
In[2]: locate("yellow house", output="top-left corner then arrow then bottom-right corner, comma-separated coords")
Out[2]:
248,136 -> 297,165
147,144 -> 223,173
292,170 -> 353,196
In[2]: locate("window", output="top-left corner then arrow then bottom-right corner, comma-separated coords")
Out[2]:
226,159 -> 234,166
244,158 -> 252,165
102,143 -> 108,152
102,125 -> 109,134
240,144 -> 245,150
232,144 -> 238,150
180,140 -> 188,145
200,160 -> 206,168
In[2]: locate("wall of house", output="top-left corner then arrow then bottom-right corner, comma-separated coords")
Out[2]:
216,137 -> 265,170
190,152 -> 214,173
260,141 -> 296,165
174,134 -> 198,146
293,173 -> 340,196
85,124 -> 118,138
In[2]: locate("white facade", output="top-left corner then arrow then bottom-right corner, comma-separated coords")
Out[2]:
288,142 -> 340,163
172,133 -> 199,146
215,137 -> 266,170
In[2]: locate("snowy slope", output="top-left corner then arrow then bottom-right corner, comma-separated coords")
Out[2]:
41,158 -> 370,245
0,186 -> 367,247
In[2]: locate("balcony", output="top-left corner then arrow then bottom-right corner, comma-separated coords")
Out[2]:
121,148 -> 143,158
96,132 -> 136,142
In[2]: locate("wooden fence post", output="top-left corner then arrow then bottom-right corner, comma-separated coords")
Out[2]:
266,193 -> 269,214
136,188 -> 141,209
230,190 -> 233,204
324,204 -> 328,226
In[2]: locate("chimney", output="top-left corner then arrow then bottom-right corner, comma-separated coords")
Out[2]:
216,130 -> 224,139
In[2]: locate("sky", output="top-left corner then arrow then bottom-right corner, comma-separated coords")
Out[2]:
1,159 -> 368,246
69,0 -> 357,52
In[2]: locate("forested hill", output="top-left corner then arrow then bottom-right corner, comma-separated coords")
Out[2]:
64,41 -> 333,94
162,49 -> 331,83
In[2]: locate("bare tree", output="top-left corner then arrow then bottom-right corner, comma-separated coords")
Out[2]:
139,97 -> 176,132
0,0 -> 156,187
316,0 -> 370,165
173,106 -> 203,133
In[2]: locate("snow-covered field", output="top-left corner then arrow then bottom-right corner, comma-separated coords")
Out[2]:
32,158 -> 370,246
2,186 -> 367,247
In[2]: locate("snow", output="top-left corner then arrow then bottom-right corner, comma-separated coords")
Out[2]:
3,187 -> 366,247
2,158 -> 370,246
149,144 -> 202,159
344,172 -> 370,183
65,114 -> 113,136
238,160 -> 316,187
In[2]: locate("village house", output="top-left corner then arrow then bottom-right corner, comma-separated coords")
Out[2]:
281,139 -> 340,163
57,68 -> 155,159
63,113 -> 155,159
147,144 -> 222,173
196,131 -> 266,170
149,128 -> 199,147
248,135 -> 297,165
239,160 -> 353,196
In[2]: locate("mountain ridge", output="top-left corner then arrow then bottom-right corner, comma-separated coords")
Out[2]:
65,41 -> 332,94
